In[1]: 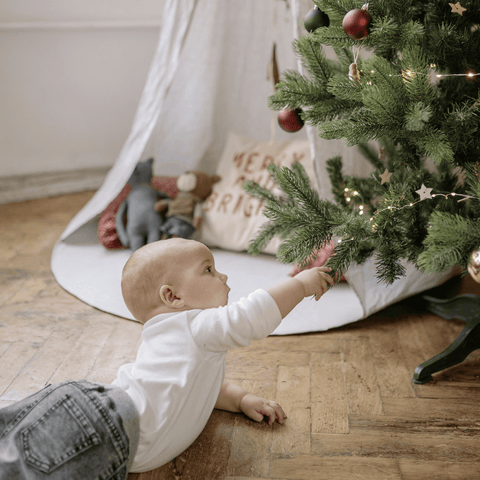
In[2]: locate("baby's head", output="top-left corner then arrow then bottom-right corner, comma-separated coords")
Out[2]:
121,238 -> 230,323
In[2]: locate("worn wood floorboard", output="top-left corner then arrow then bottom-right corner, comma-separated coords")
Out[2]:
1,192 -> 479,480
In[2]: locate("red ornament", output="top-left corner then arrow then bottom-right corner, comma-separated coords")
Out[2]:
342,5 -> 372,40
278,108 -> 304,132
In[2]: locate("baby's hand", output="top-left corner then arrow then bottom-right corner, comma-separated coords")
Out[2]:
239,394 -> 287,425
294,266 -> 335,301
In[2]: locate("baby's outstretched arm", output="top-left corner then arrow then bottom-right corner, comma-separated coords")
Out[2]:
266,266 -> 334,318
214,268 -> 333,424
215,381 -> 287,425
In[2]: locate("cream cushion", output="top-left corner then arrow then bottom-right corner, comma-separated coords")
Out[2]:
200,132 -> 317,254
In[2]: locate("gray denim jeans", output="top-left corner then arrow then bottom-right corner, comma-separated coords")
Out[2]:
0,380 -> 139,480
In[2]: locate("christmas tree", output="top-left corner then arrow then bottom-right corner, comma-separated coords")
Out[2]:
245,0 -> 480,284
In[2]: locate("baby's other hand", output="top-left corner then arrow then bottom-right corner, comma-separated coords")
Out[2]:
239,394 -> 287,425
294,266 -> 335,301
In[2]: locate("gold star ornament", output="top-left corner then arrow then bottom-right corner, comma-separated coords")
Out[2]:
415,184 -> 433,201
449,2 -> 467,15
380,169 -> 392,185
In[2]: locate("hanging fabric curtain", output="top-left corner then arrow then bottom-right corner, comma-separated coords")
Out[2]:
59,0 -> 196,240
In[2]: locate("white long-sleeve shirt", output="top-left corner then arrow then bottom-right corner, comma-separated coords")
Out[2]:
113,288 -> 282,473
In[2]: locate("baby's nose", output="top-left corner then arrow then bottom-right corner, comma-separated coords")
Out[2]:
220,272 -> 228,283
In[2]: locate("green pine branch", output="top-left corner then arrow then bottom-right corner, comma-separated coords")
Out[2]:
417,211 -> 480,272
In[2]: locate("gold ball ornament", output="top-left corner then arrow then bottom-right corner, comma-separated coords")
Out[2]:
467,247 -> 480,283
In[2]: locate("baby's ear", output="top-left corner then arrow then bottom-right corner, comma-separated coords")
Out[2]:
159,285 -> 185,308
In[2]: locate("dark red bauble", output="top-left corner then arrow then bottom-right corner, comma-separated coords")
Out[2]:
342,8 -> 372,40
278,109 -> 304,132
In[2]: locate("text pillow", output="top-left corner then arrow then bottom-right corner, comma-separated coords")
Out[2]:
200,132 -> 317,255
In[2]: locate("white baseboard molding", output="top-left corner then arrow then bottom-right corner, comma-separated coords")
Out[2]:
0,167 -> 110,205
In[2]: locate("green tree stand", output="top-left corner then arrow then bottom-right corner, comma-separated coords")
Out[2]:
413,293 -> 480,384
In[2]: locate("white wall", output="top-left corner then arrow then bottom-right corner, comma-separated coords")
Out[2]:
0,0 -> 165,177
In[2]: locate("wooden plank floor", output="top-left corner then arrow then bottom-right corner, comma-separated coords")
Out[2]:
1,191 -> 480,480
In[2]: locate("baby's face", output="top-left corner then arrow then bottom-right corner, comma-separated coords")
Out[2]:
175,243 -> 230,310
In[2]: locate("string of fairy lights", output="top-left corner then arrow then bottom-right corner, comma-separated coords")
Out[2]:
435,71 -> 480,79
353,58 -> 480,83
336,186 -> 475,244
340,136 -> 477,224
343,186 -> 476,221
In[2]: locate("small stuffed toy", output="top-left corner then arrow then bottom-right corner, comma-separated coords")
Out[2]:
116,158 -> 168,251
154,171 -> 220,239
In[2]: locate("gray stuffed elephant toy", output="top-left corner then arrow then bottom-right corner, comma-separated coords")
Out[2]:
116,158 -> 167,251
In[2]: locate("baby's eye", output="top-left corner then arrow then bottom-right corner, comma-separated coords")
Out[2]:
205,266 -> 213,273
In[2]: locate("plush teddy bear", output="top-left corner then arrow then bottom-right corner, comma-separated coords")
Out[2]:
116,158 -> 168,251
154,171 -> 220,239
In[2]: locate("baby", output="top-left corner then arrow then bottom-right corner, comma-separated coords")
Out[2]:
0,239 -> 333,479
